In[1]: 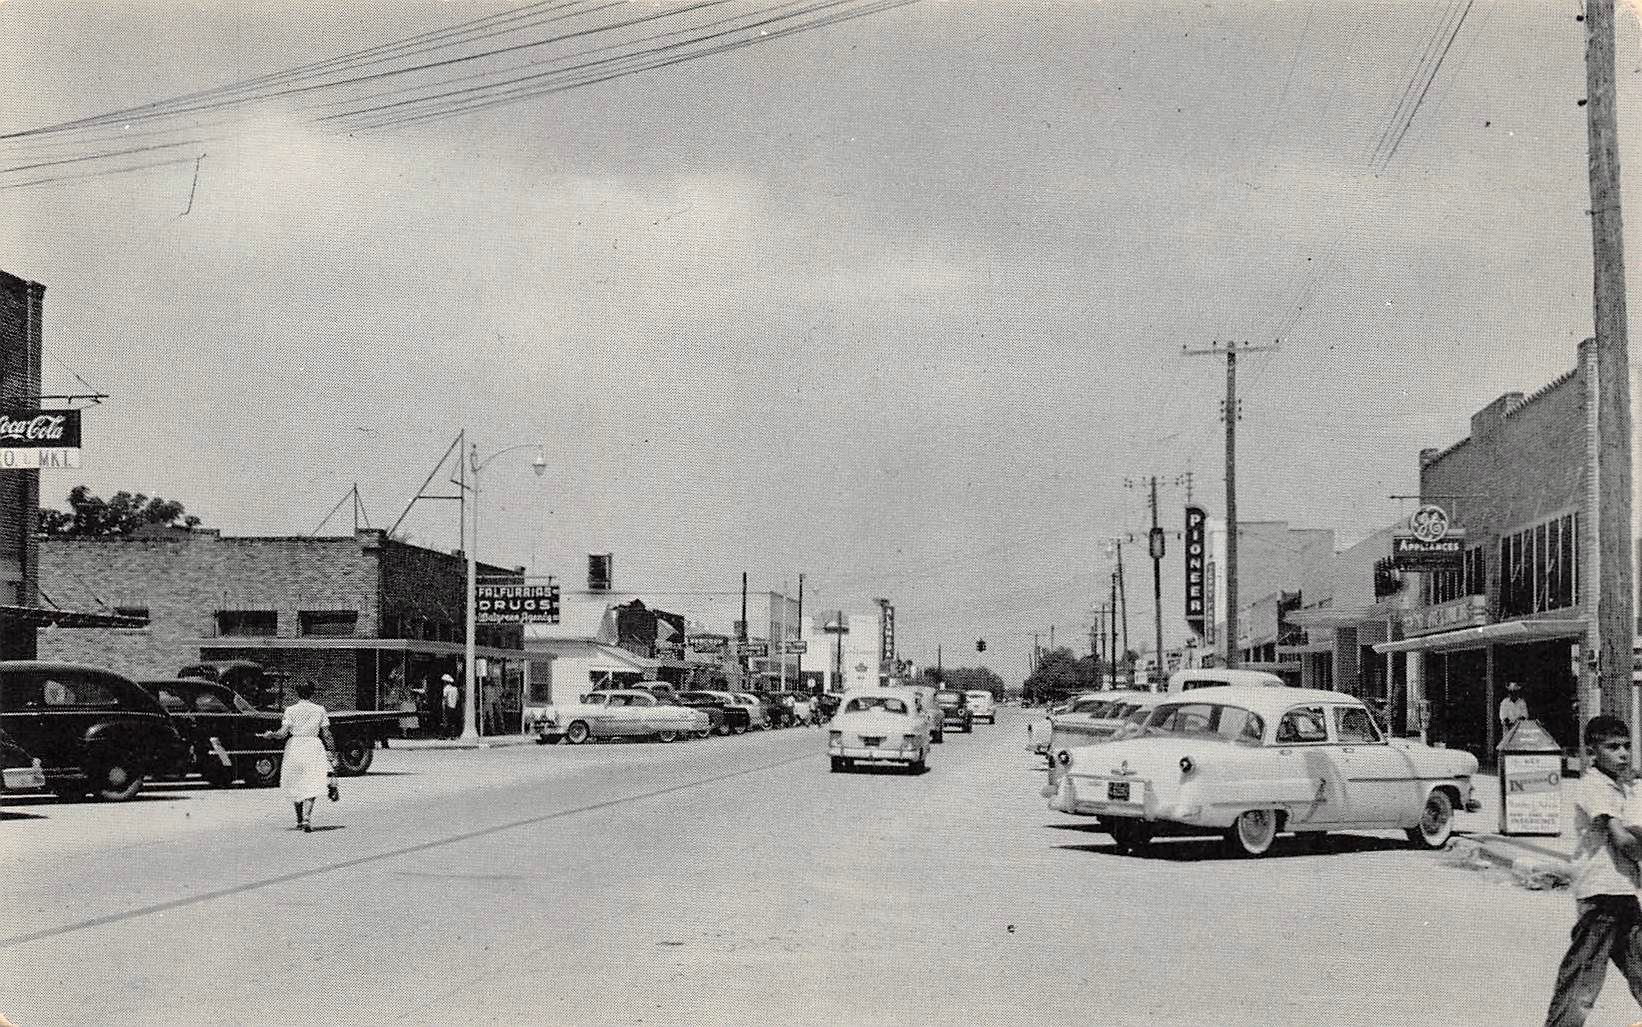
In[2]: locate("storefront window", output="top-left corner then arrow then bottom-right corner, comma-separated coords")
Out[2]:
1499,511 -> 1579,617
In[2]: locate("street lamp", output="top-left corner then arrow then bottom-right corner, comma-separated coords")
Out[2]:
461,438 -> 547,742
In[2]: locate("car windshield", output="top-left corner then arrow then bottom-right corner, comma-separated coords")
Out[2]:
844,696 -> 908,715
1071,698 -> 1109,714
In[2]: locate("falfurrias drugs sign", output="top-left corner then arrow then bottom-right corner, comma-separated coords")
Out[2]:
0,409 -> 80,469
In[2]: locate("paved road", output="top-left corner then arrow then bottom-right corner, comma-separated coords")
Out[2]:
0,708 -> 1626,1025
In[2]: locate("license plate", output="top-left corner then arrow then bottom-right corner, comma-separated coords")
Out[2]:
860,737 -> 883,746
1108,781 -> 1131,802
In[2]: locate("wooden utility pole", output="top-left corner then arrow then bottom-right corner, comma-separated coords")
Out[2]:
1585,0 -> 1635,722
1109,572 -> 1119,686
1183,341 -> 1280,668
795,573 -> 805,694
1116,541 -> 1130,681
739,571 -> 749,685
1090,620 -> 1102,689
1149,476 -> 1164,686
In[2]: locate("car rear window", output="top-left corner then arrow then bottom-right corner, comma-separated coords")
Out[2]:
845,696 -> 908,715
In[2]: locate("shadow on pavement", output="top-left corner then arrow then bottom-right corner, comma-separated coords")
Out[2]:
0,809 -> 49,820
1052,832 -> 1414,861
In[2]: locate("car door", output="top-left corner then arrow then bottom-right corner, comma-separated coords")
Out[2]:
0,671 -> 47,766
1272,704 -> 1347,826
626,694 -> 661,734
189,685 -> 254,768
1327,704 -> 1419,824
584,693 -> 619,736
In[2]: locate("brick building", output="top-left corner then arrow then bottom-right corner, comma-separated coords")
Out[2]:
1371,339 -> 1597,764
37,527 -> 528,735
0,268 -> 142,656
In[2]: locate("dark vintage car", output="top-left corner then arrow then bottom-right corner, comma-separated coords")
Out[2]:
1,724 -> 46,795
666,691 -> 727,736
141,677 -> 391,781
0,661 -> 190,801
934,689 -> 974,733
750,690 -> 796,728
675,690 -> 750,735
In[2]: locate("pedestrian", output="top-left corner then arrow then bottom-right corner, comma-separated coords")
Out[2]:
792,693 -> 812,727
1501,681 -> 1531,736
258,680 -> 336,833
441,673 -> 460,738
1544,715 -> 1642,1025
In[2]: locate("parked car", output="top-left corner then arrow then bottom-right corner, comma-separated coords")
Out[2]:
827,691 -> 930,773
900,685 -> 944,744
0,662 -> 189,802
1161,668 -> 1286,693
1047,686 -> 1482,857
667,692 -> 728,737
175,662 -> 412,756
933,689 -> 973,733
0,725 -> 45,795
1042,692 -> 1167,792
532,689 -> 709,744
1026,691 -> 1102,755
726,692 -> 770,730
676,691 -> 751,735
965,690 -> 997,724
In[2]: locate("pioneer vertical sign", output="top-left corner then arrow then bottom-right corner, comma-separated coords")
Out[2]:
1184,505 -> 1207,635
0,409 -> 80,469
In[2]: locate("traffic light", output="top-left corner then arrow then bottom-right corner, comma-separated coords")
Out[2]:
976,639 -> 987,652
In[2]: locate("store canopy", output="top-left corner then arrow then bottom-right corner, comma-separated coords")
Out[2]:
1287,606 -> 1392,630
1372,617 -> 1586,655
586,645 -> 659,674
1,604 -> 150,629
188,636 -> 526,660
1275,641 -> 1334,656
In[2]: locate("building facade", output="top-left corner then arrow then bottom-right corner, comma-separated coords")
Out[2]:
37,527 -> 527,733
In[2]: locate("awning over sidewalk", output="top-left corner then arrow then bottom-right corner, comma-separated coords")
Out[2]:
1287,605 -> 1393,630
188,636 -> 526,660
1372,617 -> 1586,655
1,603 -> 149,629
586,645 -> 659,674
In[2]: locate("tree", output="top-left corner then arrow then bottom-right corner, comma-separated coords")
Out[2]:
38,485 -> 202,537
1023,647 -> 1095,705
940,666 -> 1005,699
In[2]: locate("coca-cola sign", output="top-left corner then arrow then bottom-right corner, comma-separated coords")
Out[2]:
0,409 -> 81,469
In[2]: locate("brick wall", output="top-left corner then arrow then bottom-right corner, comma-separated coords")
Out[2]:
0,270 -> 43,657
1419,343 -> 1589,619
378,536 -> 523,650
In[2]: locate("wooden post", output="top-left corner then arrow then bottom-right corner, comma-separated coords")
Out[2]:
1585,0 -> 1635,720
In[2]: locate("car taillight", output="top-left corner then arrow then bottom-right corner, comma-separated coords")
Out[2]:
829,731 -> 842,744
1056,750 -> 1072,767
1179,756 -> 1195,775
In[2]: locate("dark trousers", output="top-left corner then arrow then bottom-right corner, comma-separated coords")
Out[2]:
1546,894 -> 1642,1025
444,706 -> 459,738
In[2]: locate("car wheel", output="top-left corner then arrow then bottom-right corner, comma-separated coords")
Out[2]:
694,730 -> 712,740
829,756 -> 845,773
90,753 -> 146,802
657,729 -> 679,743
731,722 -> 747,735
909,754 -> 927,774
334,738 -> 374,776
243,753 -> 282,788
1227,808 -> 1280,857
200,757 -> 237,787
1109,820 -> 1152,855
1407,789 -> 1456,849
714,722 -> 732,736
565,721 -> 591,745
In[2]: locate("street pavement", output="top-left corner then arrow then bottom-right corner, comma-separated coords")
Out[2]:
0,708 -> 1630,1025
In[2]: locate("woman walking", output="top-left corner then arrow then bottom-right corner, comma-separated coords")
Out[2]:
259,680 -> 336,832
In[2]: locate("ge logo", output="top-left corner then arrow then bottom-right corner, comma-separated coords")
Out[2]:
1409,505 -> 1449,543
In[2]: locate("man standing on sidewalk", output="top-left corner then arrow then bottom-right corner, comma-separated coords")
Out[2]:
1501,682 -> 1530,736
441,674 -> 460,739
1544,715 -> 1642,1024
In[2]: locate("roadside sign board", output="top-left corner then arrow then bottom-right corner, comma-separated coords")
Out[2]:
0,409 -> 81,469
1391,532 -> 1464,571
736,640 -> 769,657
783,640 -> 808,654
475,583 -> 560,624
1498,719 -> 1564,837
1184,506 -> 1206,634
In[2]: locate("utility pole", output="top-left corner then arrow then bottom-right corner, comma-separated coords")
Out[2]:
1032,633 -> 1040,675
1115,541 -> 1130,683
795,573 -> 805,694
936,643 -> 943,685
739,571 -> 749,687
1183,340 -> 1280,668
1109,572 -> 1119,687
1049,624 -> 1055,651
1125,475 -> 1169,688
1090,619 -> 1101,689
1585,0 -> 1635,726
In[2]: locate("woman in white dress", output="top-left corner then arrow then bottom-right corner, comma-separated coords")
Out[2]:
259,681 -> 336,832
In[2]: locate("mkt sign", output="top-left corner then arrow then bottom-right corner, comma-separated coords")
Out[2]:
0,409 -> 81,469
475,583 -> 560,624
1391,504 -> 1464,571
1184,505 -> 1207,634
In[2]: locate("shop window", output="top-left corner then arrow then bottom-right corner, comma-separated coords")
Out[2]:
299,611 -> 358,637
1500,512 -> 1579,617
216,610 -> 277,637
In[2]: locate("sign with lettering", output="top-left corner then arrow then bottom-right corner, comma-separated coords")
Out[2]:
1500,753 -> 1562,836
0,409 -> 81,469
735,639 -> 769,657
687,634 -> 729,656
1184,506 -> 1206,634
475,583 -> 560,624
783,639 -> 808,654
1401,594 -> 1489,637
880,604 -> 895,664
1391,530 -> 1465,571
1204,559 -> 1216,645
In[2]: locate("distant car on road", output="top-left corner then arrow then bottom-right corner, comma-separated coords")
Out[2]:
900,685 -> 945,744
533,689 -> 709,744
934,689 -> 973,733
964,691 -> 997,724
0,662 -> 189,802
827,691 -> 930,773
1026,692 -> 1102,756
0,725 -> 45,795
1047,686 -> 1482,857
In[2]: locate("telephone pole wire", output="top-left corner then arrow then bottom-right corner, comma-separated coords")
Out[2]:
1183,340 -> 1280,668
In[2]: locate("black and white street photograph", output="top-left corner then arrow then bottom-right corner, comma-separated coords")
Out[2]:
3,1 -> 1642,1024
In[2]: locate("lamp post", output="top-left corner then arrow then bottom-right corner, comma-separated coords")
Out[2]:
461,439 -> 547,742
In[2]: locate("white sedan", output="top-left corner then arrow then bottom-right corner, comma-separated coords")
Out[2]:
532,689 -> 709,745
1047,685 -> 1481,857
965,690 -> 997,724
828,691 -> 931,773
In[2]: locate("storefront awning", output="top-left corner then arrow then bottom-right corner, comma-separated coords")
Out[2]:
188,637 -> 526,660
1372,617 -> 1587,655
1275,641 -> 1334,656
586,645 -> 659,674
1,604 -> 149,629
1287,606 -> 1394,630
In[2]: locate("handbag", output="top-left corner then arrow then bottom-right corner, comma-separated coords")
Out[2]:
327,773 -> 340,803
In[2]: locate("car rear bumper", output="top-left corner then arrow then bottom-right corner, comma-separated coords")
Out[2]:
3,764 -> 46,790
831,744 -> 921,763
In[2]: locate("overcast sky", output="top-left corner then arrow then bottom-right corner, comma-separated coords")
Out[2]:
2,1 -> 1639,682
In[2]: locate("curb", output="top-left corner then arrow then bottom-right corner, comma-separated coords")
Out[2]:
388,737 -> 538,752
1465,833 -> 1571,868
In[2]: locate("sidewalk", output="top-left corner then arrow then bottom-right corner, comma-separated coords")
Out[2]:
1454,777 -> 1576,874
388,733 -> 539,751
